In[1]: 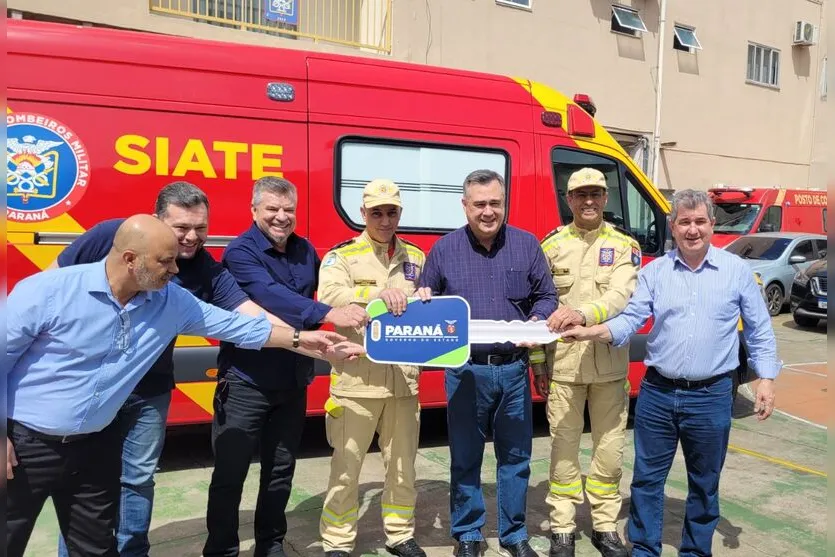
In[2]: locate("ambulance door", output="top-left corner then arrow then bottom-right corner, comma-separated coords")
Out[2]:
537,139 -> 669,397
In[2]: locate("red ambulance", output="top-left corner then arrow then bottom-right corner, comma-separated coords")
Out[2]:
710,186 -> 828,248
9,19 -> 724,426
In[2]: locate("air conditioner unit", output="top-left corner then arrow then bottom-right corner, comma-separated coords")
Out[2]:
793,20 -> 816,46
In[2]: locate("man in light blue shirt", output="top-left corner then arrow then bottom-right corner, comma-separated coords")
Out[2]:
5,215 -> 357,557
555,190 -> 780,557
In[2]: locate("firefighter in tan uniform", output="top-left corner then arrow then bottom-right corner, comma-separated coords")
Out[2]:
530,168 -> 639,557
317,179 -> 427,557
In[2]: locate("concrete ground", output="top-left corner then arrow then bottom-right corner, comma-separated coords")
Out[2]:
24,315 -> 827,557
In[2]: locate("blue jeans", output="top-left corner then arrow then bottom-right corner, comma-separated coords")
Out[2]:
628,376 -> 732,557
445,358 -> 532,546
58,391 -> 171,557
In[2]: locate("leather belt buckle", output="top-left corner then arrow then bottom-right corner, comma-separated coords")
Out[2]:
487,354 -> 504,366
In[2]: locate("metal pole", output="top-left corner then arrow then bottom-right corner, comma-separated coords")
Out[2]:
651,0 -> 668,187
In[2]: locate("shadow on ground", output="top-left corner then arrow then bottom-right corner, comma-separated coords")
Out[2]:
150,472 -> 744,556
152,402 -> 748,556
776,316 -> 827,334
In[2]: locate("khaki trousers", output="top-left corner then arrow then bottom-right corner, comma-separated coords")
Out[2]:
320,395 -> 420,551
545,379 -> 629,533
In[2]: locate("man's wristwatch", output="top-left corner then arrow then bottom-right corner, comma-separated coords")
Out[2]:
292,329 -> 301,348
575,310 -> 587,326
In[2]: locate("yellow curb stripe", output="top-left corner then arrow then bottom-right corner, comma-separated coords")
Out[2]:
727,444 -> 826,478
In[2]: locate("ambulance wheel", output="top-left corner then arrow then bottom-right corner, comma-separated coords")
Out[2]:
765,283 -> 784,316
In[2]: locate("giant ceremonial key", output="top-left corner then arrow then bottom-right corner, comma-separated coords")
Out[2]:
364,295 -> 561,368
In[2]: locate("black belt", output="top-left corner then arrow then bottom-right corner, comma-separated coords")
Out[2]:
470,350 -> 527,366
9,420 -> 96,444
645,367 -> 732,390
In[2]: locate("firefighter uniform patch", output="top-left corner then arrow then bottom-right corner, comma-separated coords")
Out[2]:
599,247 -> 615,266
631,246 -> 642,267
403,261 -> 417,281
323,253 -> 337,267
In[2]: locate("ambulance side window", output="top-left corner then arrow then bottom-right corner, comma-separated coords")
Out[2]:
625,173 -> 661,254
758,206 -> 782,232
337,139 -> 508,231
551,148 -> 662,255
551,148 -> 621,227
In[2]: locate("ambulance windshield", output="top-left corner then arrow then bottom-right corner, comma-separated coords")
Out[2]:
713,203 -> 762,234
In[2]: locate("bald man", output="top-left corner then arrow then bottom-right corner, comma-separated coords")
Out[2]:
51,182 -> 346,557
6,215 -> 360,557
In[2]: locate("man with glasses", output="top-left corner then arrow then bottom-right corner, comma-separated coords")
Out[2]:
530,168 -> 639,557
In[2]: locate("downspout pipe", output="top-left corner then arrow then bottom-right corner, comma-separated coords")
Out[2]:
651,0 -> 668,187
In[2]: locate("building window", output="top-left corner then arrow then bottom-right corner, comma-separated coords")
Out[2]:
337,139 -> 509,231
496,0 -> 532,9
747,43 -> 780,88
611,5 -> 647,37
673,25 -> 701,53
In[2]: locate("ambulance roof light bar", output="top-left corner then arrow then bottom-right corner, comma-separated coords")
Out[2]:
709,185 -> 754,198
573,93 -> 597,117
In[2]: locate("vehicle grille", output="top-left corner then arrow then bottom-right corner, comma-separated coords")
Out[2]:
812,276 -> 827,296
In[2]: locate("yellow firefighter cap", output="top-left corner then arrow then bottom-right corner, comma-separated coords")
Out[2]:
363,178 -> 402,208
567,167 -> 608,192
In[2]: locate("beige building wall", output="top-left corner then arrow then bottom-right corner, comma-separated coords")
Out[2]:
9,0 -> 827,191
807,0 -> 831,189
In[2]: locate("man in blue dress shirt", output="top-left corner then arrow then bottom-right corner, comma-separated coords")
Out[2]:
52,181 -> 326,557
6,215 -> 356,557
203,177 -> 369,557
416,169 -> 557,557
557,190 -> 780,557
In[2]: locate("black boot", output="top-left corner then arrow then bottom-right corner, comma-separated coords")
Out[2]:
386,538 -> 426,557
590,531 -> 628,557
548,533 -> 575,557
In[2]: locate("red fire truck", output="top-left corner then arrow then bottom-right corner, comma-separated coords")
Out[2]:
8,20 -> 682,425
710,186 -> 828,248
